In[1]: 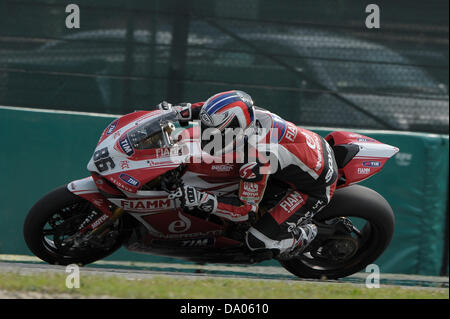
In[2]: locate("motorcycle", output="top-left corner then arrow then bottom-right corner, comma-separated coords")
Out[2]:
23,108 -> 399,279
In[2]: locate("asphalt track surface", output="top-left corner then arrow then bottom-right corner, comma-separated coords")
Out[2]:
0,255 -> 448,290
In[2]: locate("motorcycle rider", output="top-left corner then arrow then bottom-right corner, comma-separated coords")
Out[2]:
159,90 -> 338,257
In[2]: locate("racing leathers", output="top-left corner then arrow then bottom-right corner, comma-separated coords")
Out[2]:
167,101 -> 339,255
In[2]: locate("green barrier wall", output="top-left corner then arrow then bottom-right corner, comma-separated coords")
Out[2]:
311,128 -> 449,276
1,107 -> 448,275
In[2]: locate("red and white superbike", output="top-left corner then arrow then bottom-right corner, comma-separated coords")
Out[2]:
24,108 -> 399,279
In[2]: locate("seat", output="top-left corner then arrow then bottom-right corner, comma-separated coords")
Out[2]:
331,144 -> 360,169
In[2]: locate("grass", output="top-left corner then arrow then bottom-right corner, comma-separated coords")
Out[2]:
0,272 -> 448,299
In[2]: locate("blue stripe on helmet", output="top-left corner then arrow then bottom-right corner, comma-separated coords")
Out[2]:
208,95 -> 241,115
204,92 -> 236,113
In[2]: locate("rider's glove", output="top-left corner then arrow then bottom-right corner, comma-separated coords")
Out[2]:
180,185 -> 217,213
157,101 -> 192,121
157,101 -> 173,111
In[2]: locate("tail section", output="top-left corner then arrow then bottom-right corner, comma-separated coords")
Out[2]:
325,131 -> 399,188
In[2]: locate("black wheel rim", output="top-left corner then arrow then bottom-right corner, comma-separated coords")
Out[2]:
295,216 -> 378,271
41,200 -> 113,259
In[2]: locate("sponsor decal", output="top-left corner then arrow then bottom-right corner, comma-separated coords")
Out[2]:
148,159 -> 175,167
168,212 -> 191,233
155,146 -> 182,158
241,181 -> 259,200
90,214 -> 109,229
312,200 -> 324,211
301,130 -> 323,172
200,111 -> 214,126
106,119 -> 119,135
357,137 -> 376,143
152,238 -> 215,248
211,164 -> 234,172
119,173 -> 140,187
324,142 -> 334,183
358,167 -> 371,174
180,238 -> 214,247
78,210 -> 101,230
285,124 -> 297,142
363,161 -> 381,167
108,176 -> 135,192
119,136 -> 134,156
241,196 -> 257,204
117,198 -> 173,211
144,229 -> 222,240
239,163 -> 257,180
314,134 -> 323,172
120,160 -> 130,170
243,181 -> 258,193
279,191 -> 305,213
301,131 -> 317,150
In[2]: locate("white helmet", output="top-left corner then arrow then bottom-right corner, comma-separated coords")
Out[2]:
199,90 -> 256,154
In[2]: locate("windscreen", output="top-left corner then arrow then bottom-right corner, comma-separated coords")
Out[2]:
127,111 -> 178,150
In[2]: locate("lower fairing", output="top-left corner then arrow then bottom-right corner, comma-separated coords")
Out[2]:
122,229 -> 273,264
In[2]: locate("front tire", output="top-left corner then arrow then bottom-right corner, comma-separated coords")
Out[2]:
24,185 -> 126,266
279,185 -> 395,279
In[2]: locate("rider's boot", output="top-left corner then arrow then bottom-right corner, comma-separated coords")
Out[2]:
246,223 -> 318,257
287,223 -> 318,256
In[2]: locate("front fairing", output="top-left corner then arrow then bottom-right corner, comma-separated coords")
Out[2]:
87,110 -> 202,194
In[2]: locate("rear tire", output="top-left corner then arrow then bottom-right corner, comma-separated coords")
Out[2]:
279,185 -> 394,279
24,185 -> 127,266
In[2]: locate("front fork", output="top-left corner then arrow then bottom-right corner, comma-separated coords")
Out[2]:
67,207 -> 126,249
66,177 -> 126,246
88,207 -> 125,237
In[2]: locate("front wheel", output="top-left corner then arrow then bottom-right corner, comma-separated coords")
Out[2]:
23,185 -> 127,266
279,185 -> 395,279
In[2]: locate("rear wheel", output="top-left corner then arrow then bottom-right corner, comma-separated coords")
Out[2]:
279,185 -> 394,279
24,185 -> 128,266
